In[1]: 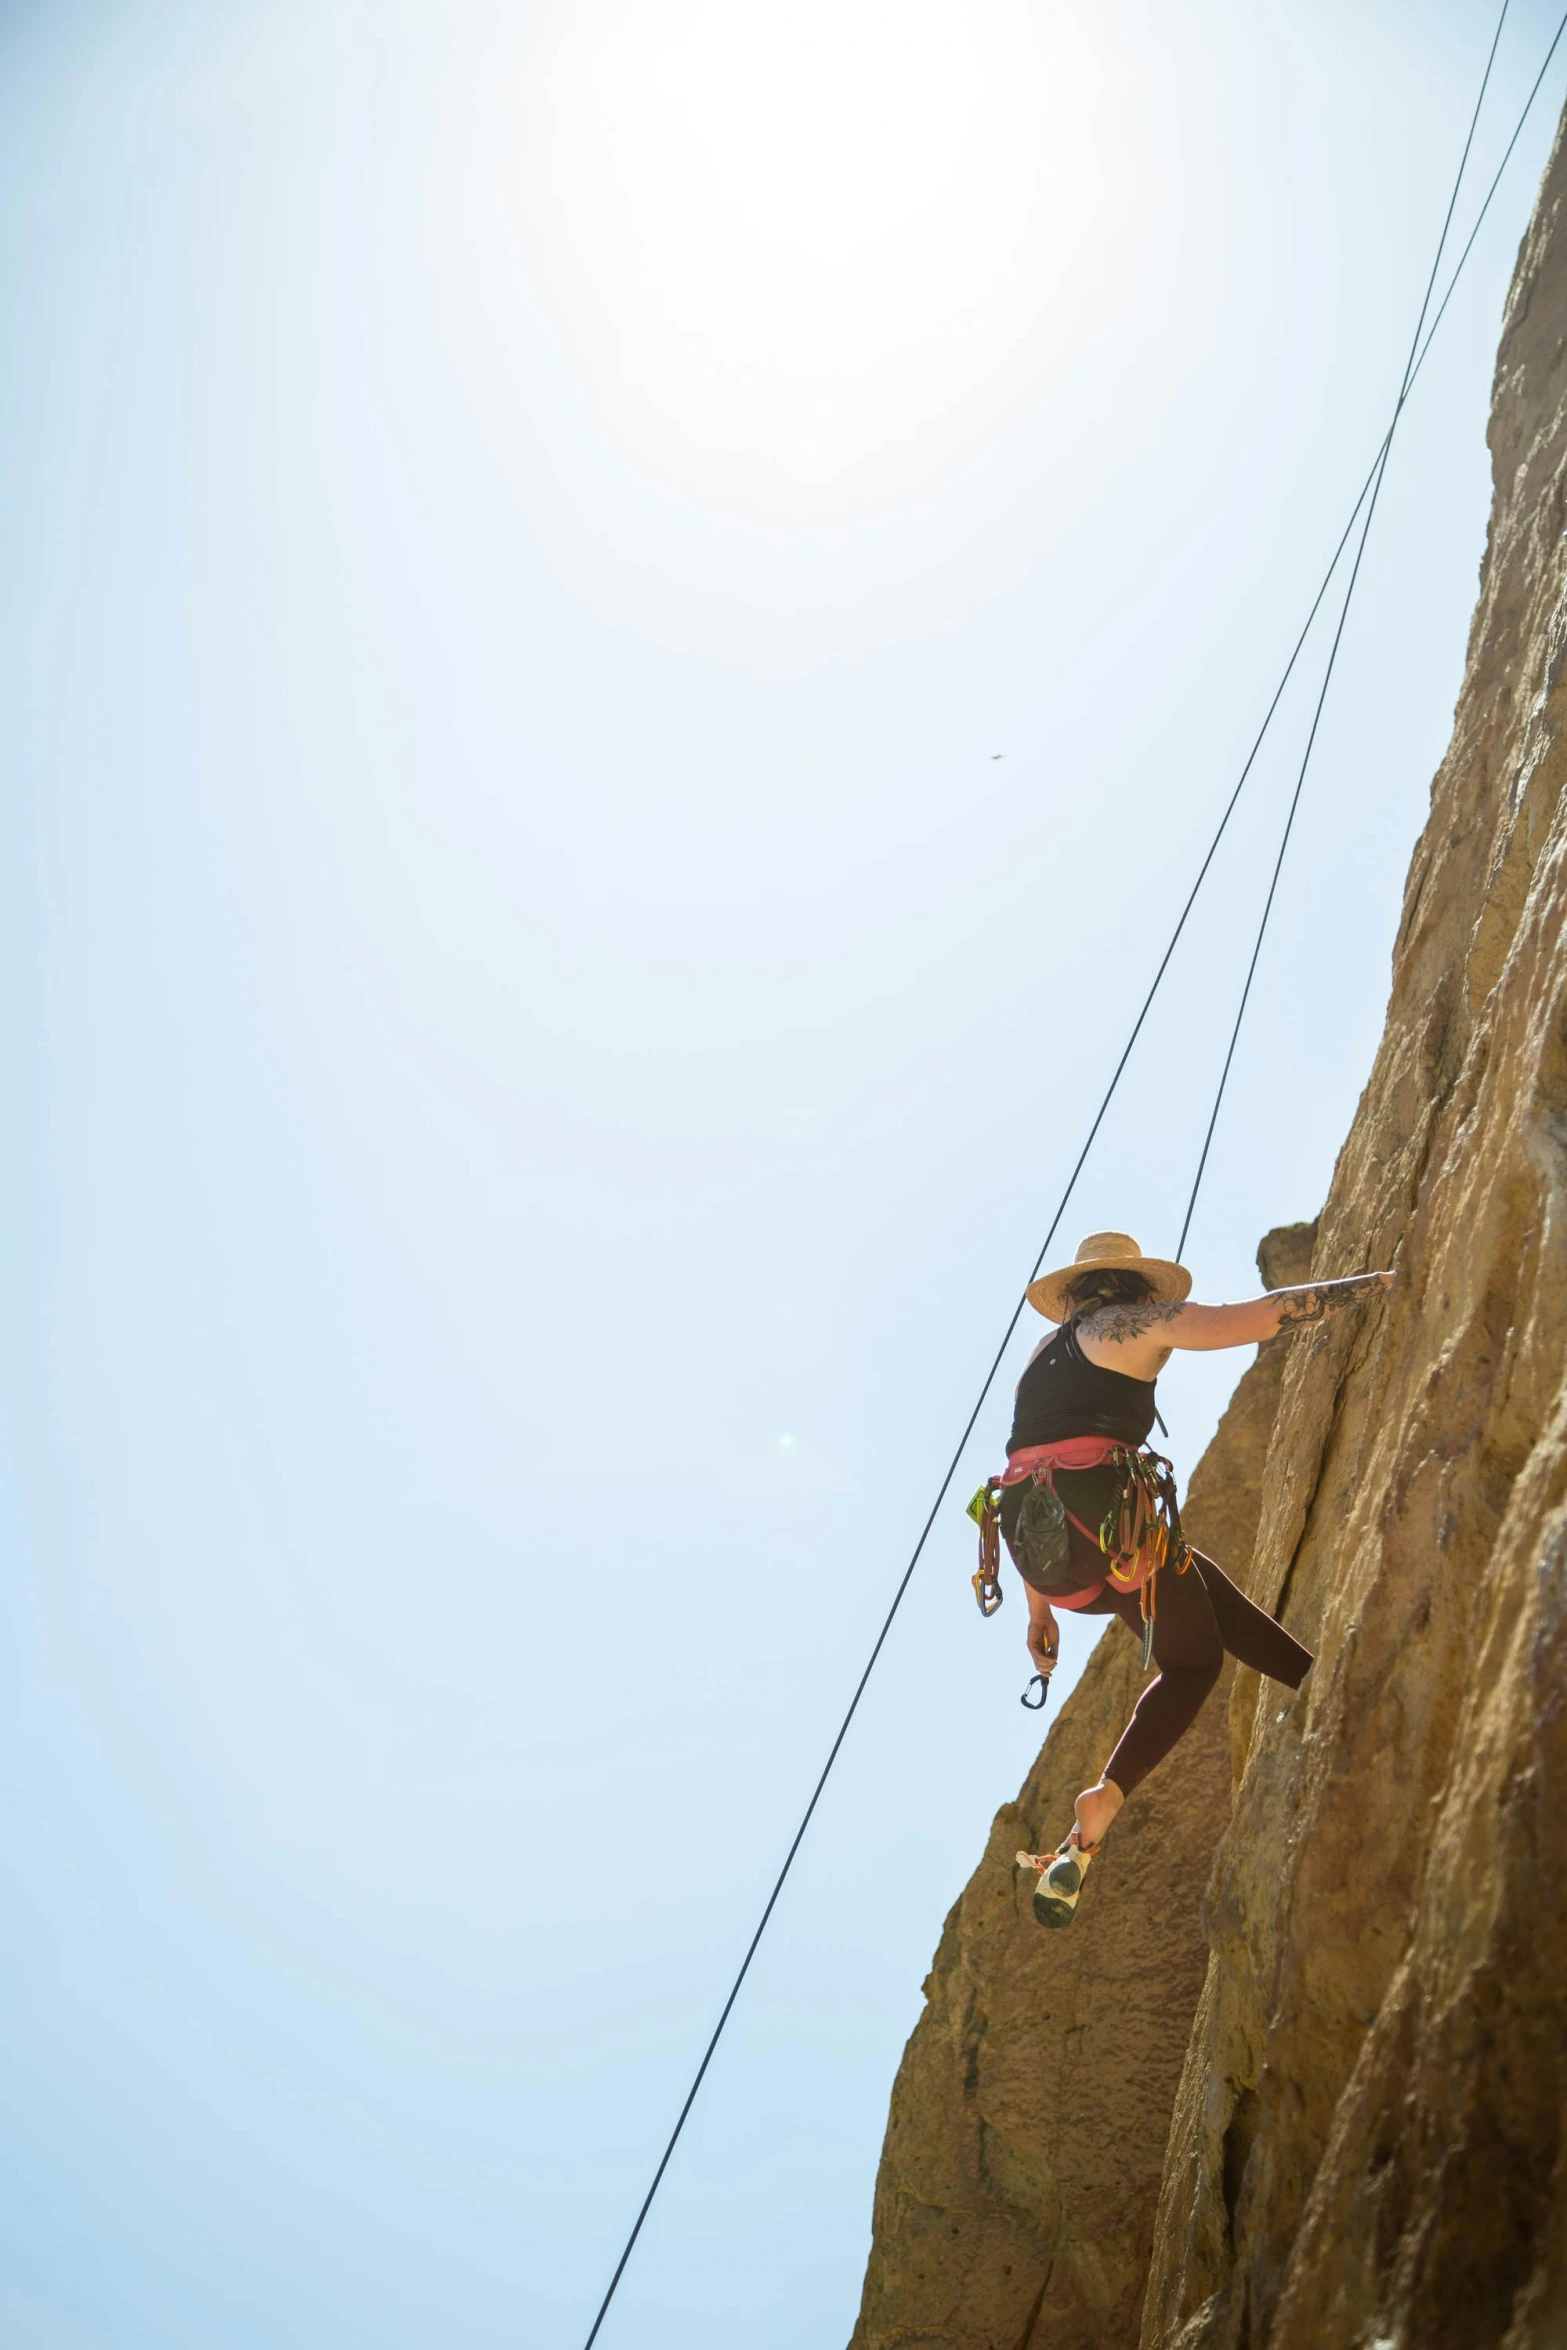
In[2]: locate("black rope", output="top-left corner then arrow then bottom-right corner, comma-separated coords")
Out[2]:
1174,0 -> 1540,1260
1321,0 -> 1567,552
577,12 -> 1559,2339
1408,1 -> 1567,391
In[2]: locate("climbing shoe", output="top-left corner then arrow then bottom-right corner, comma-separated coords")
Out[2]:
1015,1830 -> 1100,1929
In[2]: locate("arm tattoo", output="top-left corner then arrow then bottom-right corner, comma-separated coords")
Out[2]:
1078,1298 -> 1188,1345
1273,1274 -> 1386,1330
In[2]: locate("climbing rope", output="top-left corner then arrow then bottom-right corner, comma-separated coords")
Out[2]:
577,11 -> 1565,2339
1174,0 -> 1548,1259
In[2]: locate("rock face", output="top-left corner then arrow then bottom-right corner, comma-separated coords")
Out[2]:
849,1223 -> 1315,2350
854,99 -> 1567,2350
1139,105 -> 1567,2350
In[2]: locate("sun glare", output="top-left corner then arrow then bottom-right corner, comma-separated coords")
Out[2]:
547,0 -> 1092,477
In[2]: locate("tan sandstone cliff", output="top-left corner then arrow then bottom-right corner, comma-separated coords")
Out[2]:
854,97 -> 1567,2350
850,1223 -> 1315,2350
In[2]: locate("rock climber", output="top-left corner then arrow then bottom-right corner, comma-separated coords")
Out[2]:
975,1231 -> 1393,1928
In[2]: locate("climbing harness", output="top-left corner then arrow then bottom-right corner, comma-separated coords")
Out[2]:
576,10 -> 1556,2330
969,1438 -> 1194,1669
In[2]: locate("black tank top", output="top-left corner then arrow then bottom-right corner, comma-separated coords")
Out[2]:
1007,1318 -> 1158,1453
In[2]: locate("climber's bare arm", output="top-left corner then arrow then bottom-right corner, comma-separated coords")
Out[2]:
1023,1582 -> 1059,1678
1076,1272 -> 1394,1379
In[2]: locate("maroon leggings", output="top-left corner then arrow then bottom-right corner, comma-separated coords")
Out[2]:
1075,1551 -> 1312,1797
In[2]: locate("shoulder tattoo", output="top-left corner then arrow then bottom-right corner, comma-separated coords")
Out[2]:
1079,1298 -> 1187,1345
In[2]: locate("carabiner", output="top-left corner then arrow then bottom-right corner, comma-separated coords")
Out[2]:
1020,1672 -> 1051,1711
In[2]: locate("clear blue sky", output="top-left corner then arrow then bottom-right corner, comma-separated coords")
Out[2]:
1,3 -> 1561,2345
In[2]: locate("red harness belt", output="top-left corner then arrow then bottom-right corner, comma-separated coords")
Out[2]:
975,1436 -> 1192,1623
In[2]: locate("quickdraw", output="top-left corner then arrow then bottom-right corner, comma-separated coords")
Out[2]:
1094,1444 -> 1193,1669
966,1445 -> 1193,1667
966,1479 -> 1005,1615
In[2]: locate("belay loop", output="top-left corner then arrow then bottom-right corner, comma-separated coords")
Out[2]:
966,1480 -> 1005,1615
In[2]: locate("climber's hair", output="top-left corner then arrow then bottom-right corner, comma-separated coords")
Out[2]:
1064,1267 -> 1156,1315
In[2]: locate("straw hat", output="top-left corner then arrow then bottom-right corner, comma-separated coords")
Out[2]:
1026,1231 -> 1192,1323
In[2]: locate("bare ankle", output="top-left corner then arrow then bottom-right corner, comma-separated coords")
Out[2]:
1070,1777 -> 1122,1838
